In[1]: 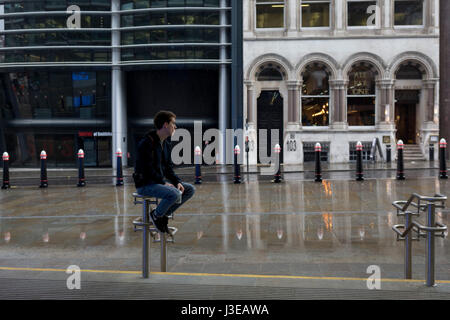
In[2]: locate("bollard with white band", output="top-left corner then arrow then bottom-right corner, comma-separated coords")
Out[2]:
396,140 -> 405,180
77,149 -> 86,187
356,141 -> 364,181
314,143 -> 322,182
2,152 -> 10,189
234,145 -> 241,184
116,148 -> 123,186
39,150 -> 48,188
194,146 -> 202,184
273,144 -> 282,183
439,139 -> 448,179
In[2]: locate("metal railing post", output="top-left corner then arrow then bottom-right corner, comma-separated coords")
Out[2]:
426,203 -> 436,287
160,232 -> 167,272
404,211 -> 412,279
142,199 -> 150,278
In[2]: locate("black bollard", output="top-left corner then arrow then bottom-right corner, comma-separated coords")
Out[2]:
314,143 -> 322,182
429,144 -> 434,161
273,144 -> 282,183
77,149 -> 86,187
194,146 -> 202,184
386,144 -> 391,163
233,145 -> 241,184
2,152 -> 10,189
356,141 -> 364,181
39,150 -> 48,188
440,138 -> 448,179
396,140 -> 405,180
116,148 -> 123,186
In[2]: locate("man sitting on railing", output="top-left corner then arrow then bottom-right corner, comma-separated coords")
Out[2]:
133,110 -> 195,234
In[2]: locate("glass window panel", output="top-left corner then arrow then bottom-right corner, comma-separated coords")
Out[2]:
257,68 -> 283,81
256,2 -> 284,28
396,65 -> 423,79
134,0 -> 150,8
167,30 -> 185,42
204,0 -> 220,7
302,68 -> 329,95
302,2 -> 330,28
302,97 -> 329,126
186,0 -> 204,6
167,12 -> 185,24
347,1 -> 376,27
394,0 -> 423,25
150,13 -> 166,25
347,97 -> 375,126
168,0 -> 185,6
151,0 -> 167,7
347,66 -> 375,95
150,30 -> 167,42
204,12 -> 220,24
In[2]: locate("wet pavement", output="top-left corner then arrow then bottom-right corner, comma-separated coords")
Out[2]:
0,173 -> 449,288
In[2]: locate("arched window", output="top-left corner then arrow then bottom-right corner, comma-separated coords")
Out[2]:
301,65 -> 329,126
256,63 -> 285,81
347,65 -> 376,126
396,64 -> 423,79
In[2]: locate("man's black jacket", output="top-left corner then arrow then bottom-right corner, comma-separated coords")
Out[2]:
133,130 -> 181,188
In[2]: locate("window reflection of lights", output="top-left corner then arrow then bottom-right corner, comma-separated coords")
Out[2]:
321,180 -> 332,196
322,213 -> 333,231
317,227 -> 324,240
359,227 -> 365,240
197,231 -> 203,240
4,232 -> 11,243
236,229 -> 243,240
43,233 -> 49,243
80,232 -> 86,240
277,229 -> 283,240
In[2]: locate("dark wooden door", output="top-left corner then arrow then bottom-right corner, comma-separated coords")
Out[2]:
395,103 -> 416,144
257,90 -> 283,163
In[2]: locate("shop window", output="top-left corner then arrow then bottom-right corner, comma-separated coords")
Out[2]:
302,65 -> 329,126
347,0 -> 377,27
256,0 -> 285,28
347,65 -> 376,126
301,0 -> 330,28
394,0 -> 423,26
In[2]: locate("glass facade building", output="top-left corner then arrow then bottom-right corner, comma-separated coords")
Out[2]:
0,0 -> 235,167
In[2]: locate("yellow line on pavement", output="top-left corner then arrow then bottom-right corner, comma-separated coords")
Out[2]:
1,267 -> 449,284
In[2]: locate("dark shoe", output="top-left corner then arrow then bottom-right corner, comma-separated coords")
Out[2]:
161,216 -> 173,235
148,209 -> 164,233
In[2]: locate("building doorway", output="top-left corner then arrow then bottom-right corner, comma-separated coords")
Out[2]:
257,90 -> 283,163
395,90 -> 419,144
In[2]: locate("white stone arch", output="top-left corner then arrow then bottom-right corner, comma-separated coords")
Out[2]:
387,52 -> 437,80
246,53 -> 293,81
244,54 -> 293,166
342,52 -> 386,80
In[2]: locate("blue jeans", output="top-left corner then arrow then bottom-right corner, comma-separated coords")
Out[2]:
137,182 -> 195,218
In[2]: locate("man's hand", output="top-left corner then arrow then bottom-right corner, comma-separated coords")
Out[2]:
177,183 -> 185,193
165,182 -> 175,188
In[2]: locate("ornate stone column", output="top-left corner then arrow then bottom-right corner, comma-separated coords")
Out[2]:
286,80 -> 301,125
376,79 -> 395,124
329,79 -> 347,129
244,80 -> 256,124
423,79 -> 438,123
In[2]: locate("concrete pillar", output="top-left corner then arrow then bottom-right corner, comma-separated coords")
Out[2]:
111,0 -> 127,168
219,0 -> 229,164
441,0 -> 450,158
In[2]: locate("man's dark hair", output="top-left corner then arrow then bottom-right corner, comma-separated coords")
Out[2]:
154,110 -> 176,130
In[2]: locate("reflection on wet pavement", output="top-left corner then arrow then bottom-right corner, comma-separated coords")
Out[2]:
0,178 -> 449,280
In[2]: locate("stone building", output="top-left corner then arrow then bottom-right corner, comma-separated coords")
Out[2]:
243,0 -> 440,164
